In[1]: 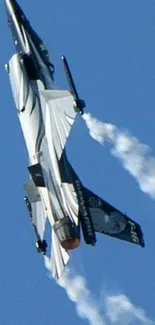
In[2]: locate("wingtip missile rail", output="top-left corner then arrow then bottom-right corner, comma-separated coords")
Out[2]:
61,55 -> 85,115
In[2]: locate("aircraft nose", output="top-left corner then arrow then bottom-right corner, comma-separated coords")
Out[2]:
5,0 -> 23,22
5,0 -> 15,15
4,0 -> 28,54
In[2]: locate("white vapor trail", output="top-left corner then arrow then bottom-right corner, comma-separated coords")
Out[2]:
43,114 -> 155,325
83,113 -> 155,199
105,294 -> 154,325
44,256 -> 154,325
44,256 -> 105,325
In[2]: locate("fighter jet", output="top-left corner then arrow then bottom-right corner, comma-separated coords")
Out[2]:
5,0 -> 145,279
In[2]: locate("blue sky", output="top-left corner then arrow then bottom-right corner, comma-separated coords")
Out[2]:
0,0 -> 155,324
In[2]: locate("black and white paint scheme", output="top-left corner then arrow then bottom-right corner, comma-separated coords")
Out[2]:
5,0 -> 145,279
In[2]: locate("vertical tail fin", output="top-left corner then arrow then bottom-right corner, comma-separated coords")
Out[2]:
83,187 -> 145,247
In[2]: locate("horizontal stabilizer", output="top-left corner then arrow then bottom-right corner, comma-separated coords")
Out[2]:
83,187 -> 145,247
40,90 -> 72,101
24,179 -> 41,203
51,229 -> 69,280
24,195 -> 47,241
31,201 -> 47,240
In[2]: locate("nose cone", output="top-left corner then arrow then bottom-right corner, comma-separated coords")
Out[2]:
5,0 -> 28,32
5,0 -> 55,82
5,0 -> 25,22
5,0 -> 29,54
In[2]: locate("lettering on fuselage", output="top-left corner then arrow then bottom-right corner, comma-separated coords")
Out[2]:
75,180 -> 94,239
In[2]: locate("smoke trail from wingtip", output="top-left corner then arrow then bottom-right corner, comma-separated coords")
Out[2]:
104,293 -> 154,325
44,112 -> 155,324
44,256 -> 106,325
44,256 -> 154,325
82,113 -> 155,199
58,268 -> 106,325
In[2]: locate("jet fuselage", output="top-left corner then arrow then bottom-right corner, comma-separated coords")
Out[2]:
5,0 -> 96,252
